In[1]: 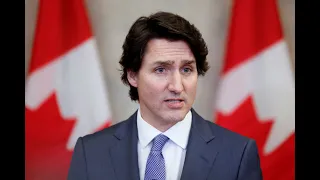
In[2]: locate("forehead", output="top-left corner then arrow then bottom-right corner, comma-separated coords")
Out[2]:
143,38 -> 195,64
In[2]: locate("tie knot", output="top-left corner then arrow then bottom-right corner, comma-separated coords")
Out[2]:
151,134 -> 169,151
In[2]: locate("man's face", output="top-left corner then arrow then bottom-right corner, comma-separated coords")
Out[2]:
128,38 -> 198,129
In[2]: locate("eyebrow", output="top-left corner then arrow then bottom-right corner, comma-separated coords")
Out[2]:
153,59 -> 196,66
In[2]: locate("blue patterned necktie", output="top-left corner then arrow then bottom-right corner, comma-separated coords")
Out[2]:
144,134 -> 169,180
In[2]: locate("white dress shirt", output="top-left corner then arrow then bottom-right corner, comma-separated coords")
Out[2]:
137,107 -> 192,180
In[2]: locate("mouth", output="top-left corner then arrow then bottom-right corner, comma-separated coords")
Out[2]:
164,99 -> 185,109
164,99 -> 184,102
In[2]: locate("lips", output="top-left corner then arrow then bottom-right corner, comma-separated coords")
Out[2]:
164,98 -> 184,108
164,99 -> 183,102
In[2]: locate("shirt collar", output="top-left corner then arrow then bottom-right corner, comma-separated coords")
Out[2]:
137,107 -> 192,150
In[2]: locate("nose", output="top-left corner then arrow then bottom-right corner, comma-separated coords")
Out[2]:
168,71 -> 184,94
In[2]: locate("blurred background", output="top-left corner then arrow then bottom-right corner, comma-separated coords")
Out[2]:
25,0 -> 295,179
25,0 -> 294,123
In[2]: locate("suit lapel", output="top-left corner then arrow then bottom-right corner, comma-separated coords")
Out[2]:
180,109 -> 219,180
109,111 -> 140,180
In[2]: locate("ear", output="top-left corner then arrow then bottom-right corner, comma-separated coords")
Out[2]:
127,70 -> 138,88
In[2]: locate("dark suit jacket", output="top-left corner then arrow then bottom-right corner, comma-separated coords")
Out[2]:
68,108 -> 262,180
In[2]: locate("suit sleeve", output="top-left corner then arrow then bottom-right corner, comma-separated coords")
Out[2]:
67,137 -> 88,180
237,139 -> 263,180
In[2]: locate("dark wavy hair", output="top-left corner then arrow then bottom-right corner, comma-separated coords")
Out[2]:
119,11 -> 210,101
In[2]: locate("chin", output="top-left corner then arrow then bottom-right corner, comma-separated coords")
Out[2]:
163,110 -> 188,122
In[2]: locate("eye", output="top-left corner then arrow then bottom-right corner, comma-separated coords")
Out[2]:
155,67 -> 166,73
182,67 -> 192,73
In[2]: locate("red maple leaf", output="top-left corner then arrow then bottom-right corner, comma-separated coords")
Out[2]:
25,93 -> 112,180
215,96 -> 295,180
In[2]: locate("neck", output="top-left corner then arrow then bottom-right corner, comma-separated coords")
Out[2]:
139,108 -> 179,132
149,120 -> 177,132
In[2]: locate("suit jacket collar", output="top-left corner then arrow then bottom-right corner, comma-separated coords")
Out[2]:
109,111 -> 140,180
180,108 -> 219,180
109,108 -> 219,180
189,108 -> 216,142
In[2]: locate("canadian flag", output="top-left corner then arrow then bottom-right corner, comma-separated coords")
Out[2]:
214,0 -> 294,180
25,0 -> 112,179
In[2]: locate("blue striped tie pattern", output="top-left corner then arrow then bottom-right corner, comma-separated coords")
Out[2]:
144,134 -> 169,180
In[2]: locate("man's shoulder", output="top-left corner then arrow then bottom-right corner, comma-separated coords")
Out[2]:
192,109 -> 252,144
70,118 -> 133,161
81,110 -> 137,143
83,120 -> 129,142
205,120 -> 251,143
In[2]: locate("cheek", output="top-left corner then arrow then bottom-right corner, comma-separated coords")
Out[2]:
139,75 -> 167,99
184,77 -> 198,96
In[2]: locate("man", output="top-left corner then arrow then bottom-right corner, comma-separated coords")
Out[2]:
68,11 -> 262,180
